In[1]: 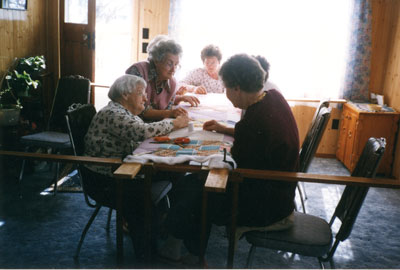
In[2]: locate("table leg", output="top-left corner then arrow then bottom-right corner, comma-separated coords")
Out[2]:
227,182 -> 239,268
144,166 -> 153,261
116,178 -> 124,265
200,189 -> 208,267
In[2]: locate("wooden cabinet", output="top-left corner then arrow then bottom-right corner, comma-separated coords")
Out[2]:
336,103 -> 400,176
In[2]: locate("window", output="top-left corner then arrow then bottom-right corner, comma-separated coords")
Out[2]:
170,0 -> 353,99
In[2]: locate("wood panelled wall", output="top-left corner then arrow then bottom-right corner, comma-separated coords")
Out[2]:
0,0 -> 59,118
0,0 -> 47,81
371,0 -> 400,178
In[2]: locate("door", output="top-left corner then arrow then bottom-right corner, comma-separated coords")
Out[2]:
60,0 -> 96,83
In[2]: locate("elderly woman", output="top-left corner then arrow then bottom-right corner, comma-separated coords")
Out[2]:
82,74 -> 188,261
126,35 -> 199,121
177,44 -> 225,95
159,54 -> 299,266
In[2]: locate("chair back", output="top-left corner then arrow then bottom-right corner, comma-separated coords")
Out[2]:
65,103 -> 97,207
298,100 -> 331,172
331,137 -> 386,241
48,75 -> 91,132
66,103 -> 96,156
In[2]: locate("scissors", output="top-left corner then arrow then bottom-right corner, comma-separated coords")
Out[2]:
150,136 -> 191,145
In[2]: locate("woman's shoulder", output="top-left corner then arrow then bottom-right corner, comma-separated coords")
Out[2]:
126,61 -> 150,74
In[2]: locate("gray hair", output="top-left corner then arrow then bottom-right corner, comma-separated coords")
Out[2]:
147,36 -> 182,63
108,74 -> 146,101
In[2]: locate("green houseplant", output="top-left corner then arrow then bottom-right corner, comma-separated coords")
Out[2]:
0,56 -> 46,126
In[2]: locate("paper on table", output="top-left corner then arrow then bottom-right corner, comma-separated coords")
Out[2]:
169,129 -> 224,141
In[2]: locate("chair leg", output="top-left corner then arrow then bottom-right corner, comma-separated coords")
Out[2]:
53,162 -> 60,196
297,184 -> 307,213
74,205 -> 102,259
300,181 -> 308,200
246,245 -> 257,268
106,208 -> 113,232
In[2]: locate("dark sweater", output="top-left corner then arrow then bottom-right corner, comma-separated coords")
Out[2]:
231,89 -> 299,226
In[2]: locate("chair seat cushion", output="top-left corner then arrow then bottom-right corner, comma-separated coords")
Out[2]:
21,131 -> 71,148
245,212 -> 332,257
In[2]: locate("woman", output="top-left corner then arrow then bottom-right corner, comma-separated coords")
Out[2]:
159,54 -> 299,266
177,44 -> 225,95
126,36 -> 200,121
83,74 -> 189,260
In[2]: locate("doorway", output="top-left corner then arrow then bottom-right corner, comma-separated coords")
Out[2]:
60,0 -> 136,109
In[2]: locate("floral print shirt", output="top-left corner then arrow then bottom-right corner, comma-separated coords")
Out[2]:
179,68 -> 225,93
84,101 -> 174,176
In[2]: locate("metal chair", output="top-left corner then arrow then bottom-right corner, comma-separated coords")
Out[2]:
297,100 -> 331,213
18,75 -> 91,194
65,103 -> 172,258
244,137 -> 386,268
64,103 -> 111,258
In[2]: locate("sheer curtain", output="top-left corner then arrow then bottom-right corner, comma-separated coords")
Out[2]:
169,0 -> 370,101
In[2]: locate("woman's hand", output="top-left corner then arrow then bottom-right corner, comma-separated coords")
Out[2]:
203,120 -> 235,136
203,120 -> 225,133
172,115 -> 189,130
170,107 -> 188,118
176,86 -> 188,95
194,86 -> 207,95
174,95 -> 200,107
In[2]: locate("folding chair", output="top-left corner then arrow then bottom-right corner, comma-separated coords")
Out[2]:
297,100 -> 331,213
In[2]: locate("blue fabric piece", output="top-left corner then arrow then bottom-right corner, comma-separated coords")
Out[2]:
159,144 -> 181,150
199,145 -> 220,151
176,149 -> 197,156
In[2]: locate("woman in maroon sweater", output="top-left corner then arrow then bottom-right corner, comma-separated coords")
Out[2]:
159,54 -> 299,265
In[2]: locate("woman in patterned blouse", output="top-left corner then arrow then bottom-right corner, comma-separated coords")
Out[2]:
177,44 -> 225,95
84,74 -> 189,176
126,35 -> 200,121
82,74 -> 188,261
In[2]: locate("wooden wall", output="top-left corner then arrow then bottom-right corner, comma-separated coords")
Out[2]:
0,0 -> 59,119
0,0 -> 47,81
371,0 -> 400,179
134,0 -> 170,62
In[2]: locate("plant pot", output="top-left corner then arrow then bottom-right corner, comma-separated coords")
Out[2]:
0,106 -> 21,126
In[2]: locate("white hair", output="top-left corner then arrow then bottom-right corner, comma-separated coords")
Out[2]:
147,35 -> 182,62
108,74 -> 146,101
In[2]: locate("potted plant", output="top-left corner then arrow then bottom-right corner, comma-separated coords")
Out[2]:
0,56 -> 46,126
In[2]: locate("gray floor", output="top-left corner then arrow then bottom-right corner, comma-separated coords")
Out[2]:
1,157 -> 400,269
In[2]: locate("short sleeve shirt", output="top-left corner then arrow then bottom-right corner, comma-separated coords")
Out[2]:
180,68 -> 225,93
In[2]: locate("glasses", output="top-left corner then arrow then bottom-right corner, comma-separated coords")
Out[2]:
164,60 -> 181,71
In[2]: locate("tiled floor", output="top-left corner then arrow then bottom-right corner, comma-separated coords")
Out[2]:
1,157 -> 400,269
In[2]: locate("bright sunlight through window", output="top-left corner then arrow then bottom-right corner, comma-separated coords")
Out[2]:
172,0 -> 353,99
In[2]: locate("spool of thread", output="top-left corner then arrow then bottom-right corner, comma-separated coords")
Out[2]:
188,122 -> 194,132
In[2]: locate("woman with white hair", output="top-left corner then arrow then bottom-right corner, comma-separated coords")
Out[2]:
82,74 -> 188,261
126,35 -> 200,121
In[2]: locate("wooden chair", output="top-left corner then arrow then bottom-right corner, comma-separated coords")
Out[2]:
297,100 -> 331,213
18,75 -> 91,194
244,137 -> 386,268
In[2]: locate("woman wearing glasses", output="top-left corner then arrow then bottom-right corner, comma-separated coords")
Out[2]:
126,35 -> 200,121
177,44 -> 225,95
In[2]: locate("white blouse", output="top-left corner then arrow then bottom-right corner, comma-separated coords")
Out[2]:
179,68 -> 225,93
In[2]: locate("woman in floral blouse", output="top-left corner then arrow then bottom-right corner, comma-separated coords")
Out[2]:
177,44 -> 225,95
82,74 -> 188,261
